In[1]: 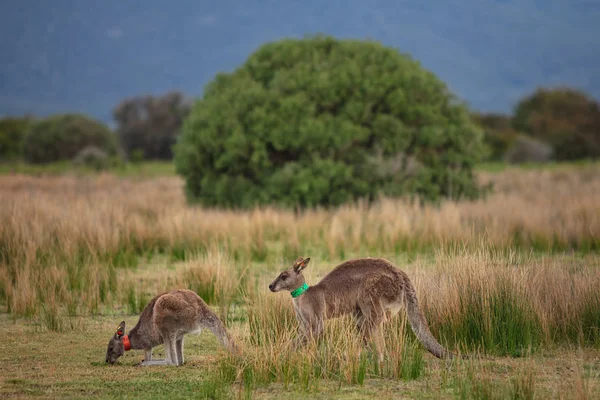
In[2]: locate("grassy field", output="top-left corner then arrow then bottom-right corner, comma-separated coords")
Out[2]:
1,312 -> 598,399
1,162 -> 599,399
0,160 -> 177,177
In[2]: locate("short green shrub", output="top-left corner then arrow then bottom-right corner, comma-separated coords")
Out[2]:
22,113 -> 117,164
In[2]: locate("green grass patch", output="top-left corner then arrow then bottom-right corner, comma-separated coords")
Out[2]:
0,160 -> 176,177
475,159 -> 600,173
434,277 -> 543,357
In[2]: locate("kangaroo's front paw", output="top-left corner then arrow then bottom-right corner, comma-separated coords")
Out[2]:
139,359 -> 168,366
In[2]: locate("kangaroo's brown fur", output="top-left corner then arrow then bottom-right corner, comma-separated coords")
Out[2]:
268,257 -> 454,361
105,289 -> 239,366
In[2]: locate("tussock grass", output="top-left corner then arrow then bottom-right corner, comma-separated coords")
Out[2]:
211,290 -> 425,395
565,360 -> 600,400
178,249 -> 250,324
418,247 -> 600,355
181,250 -> 242,305
1,164 -> 599,271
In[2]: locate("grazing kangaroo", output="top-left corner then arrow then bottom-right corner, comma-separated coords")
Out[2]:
105,289 -> 239,366
268,257 -> 454,361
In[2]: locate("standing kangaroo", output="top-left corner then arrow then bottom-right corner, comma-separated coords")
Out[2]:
268,257 -> 454,361
105,289 -> 240,366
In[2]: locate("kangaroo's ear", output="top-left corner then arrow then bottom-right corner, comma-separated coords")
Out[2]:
115,321 -> 126,338
293,257 -> 310,273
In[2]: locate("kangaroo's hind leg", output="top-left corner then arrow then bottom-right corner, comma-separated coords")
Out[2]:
350,308 -> 368,360
358,298 -> 386,365
161,334 -> 179,366
176,335 -> 185,366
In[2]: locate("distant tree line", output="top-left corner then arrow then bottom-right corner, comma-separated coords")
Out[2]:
472,87 -> 600,163
2,86 -> 597,170
0,91 -> 192,169
114,91 -> 192,161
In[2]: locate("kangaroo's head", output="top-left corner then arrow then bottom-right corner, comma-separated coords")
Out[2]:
269,257 -> 310,293
105,321 -> 127,364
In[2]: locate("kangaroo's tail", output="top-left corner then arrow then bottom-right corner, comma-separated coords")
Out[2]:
403,276 -> 454,359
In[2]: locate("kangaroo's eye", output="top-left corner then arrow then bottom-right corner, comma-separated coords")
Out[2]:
281,275 -> 287,280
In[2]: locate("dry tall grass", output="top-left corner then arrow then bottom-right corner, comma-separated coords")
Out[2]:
416,248 -> 600,353
1,164 -> 598,270
0,164 -> 598,347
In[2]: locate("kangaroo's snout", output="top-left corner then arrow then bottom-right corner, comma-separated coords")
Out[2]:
268,282 -> 275,292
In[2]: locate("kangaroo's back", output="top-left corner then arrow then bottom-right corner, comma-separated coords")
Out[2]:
126,292 -> 165,343
315,257 -> 406,298
302,258 -> 405,319
153,289 -> 218,331
318,257 -> 401,286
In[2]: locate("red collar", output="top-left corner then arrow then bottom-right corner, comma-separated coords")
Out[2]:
122,335 -> 131,351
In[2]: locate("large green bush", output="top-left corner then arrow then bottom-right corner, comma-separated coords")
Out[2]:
513,87 -> 600,161
22,114 -> 117,164
0,116 -> 32,161
174,35 -> 487,209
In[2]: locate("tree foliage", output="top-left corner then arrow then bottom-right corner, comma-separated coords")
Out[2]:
513,87 -> 600,160
113,91 -> 192,160
22,114 -> 117,164
174,35 -> 488,209
0,116 -> 32,161
471,112 -> 518,161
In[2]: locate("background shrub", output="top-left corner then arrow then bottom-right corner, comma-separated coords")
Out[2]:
512,87 -> 600,161
0,116 -> 32,161
72,145 -> 111,171
113,91 -> 191,161
504,135 -> 553,164
22,114 -> 117,164
174,35 -> 488,209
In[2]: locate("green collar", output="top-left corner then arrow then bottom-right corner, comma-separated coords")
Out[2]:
290,283 -> 309,298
